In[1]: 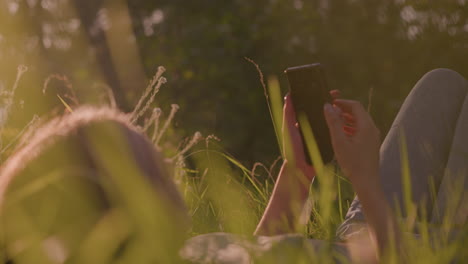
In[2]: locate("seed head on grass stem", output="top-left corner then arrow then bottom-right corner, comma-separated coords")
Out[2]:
13,65 -> 28,93
169,131 -> 203,162
1,65 -> 28,121
131,66 -> 166,122
143,108 -> 162,132
205,134 -> 221,149
132,77 -> 167,123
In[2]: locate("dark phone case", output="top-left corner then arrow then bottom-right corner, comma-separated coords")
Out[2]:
285,63 -> 334,165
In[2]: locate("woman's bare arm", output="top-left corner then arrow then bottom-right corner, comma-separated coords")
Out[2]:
254,160 -> 313,235
324,99 -> 400,257
254,95 -> 315,236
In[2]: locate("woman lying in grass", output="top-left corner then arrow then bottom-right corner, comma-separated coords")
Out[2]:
0,69 -> 466,263
251,68 -> 468,262
183,68 -> 467,263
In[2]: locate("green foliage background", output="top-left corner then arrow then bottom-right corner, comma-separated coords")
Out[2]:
129,0 -> 468,165
1,0 -> 467,165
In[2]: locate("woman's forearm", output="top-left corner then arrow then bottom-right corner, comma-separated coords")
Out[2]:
254,160 -> 314,236
353,174 -> 401,257
322,99 -> 401,257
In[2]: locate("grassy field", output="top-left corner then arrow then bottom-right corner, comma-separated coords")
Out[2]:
0,66 -> 466,263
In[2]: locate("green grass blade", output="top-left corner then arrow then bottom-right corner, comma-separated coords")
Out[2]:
267,76 -> 284,155
399,130 -> 416,228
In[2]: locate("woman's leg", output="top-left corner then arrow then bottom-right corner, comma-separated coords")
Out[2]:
431,90 -> 468,225
337,68 -> 468,239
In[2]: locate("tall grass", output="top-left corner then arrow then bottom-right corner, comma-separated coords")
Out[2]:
0,65 -> 465,263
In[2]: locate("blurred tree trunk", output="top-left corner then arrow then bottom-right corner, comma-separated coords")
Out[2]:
73,0 -> 129,110
103,0 -> 148,105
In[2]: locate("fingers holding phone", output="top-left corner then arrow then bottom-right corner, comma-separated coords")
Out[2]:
329,90 -> 357,131
282,62 -> 380,185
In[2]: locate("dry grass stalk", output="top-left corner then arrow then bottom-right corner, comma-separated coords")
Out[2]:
250,162 -> 271,186
13,65 -> 28,93
151,108 -> 163,143
92,83 -> 118,108
173,154 -> 186,185
269,156 -> 282,181
245,57 -> 267,101
131,66 -> 166,121
143,108 -> 162,132
0,115 -> 40,160
132,76 -> 167,123
103,83 -> 117,108
43,74 -> 79,106
204,134 -> 221,149
1,65 -> 28,114
154,104 -> 179,147
170,131 -> 203,161
0,65 -> 28,149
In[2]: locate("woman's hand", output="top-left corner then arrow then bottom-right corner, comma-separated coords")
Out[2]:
323,98 -> 381,189
324,96 -> 403,258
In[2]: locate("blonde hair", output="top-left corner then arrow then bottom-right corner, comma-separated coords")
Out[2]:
0,106 -> 185,207
0,106 -> 188,262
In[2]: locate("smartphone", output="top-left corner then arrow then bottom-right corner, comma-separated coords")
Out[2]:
284,63 -> 334,165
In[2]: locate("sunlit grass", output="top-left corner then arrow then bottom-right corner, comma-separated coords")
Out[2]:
0,65 -> 465,264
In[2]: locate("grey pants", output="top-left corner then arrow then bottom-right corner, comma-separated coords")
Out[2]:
337,68 -> 468,239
